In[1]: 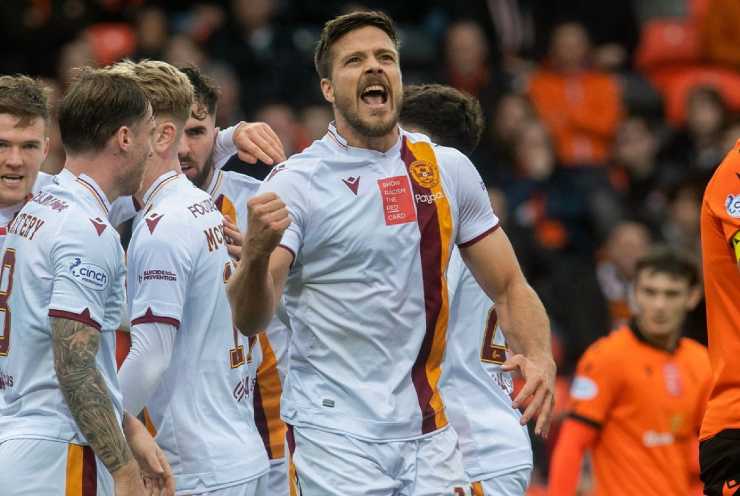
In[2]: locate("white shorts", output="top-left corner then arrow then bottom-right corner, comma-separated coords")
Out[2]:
0,438 -> 113,495
286,425 -> 470,496
471,467 -> 531,496
267,458 -> 288,495
182,473 -> 269,496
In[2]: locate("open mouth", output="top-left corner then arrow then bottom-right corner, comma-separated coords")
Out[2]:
360,84 -> 389,106
0,175 -> 23,187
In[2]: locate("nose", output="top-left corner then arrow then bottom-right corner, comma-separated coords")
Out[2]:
177,136 -> 190,158
5,146 -> 23,168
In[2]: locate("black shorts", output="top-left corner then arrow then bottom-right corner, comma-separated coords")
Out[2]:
700,429 -> 740,496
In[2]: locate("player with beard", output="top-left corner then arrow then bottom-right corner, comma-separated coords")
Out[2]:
0,67 -> 173,495
229,11 -> 555,496
0,75 -> 50,240
400,84 -> 533,496
178,65 -> 291,495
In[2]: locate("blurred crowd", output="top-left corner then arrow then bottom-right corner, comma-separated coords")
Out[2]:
4,0 -> 740,491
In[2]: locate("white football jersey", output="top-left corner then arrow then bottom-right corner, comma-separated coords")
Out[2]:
127,171 -> 269,491
0,174 -> 126,445
205,167 -> 291,461
259,123 -> 498,440
441,249 -> 532,481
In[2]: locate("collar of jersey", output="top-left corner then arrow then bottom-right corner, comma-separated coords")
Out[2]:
75,174 -> 111,217
141,170 -> 181,207
206,169 -> 224,199
0,202 -> 22,228
325,121 -> 404,159
628,318 -> 681,354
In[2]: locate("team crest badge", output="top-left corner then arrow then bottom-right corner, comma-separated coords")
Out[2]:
409,160 -> 440,189
726,194 -> 740,218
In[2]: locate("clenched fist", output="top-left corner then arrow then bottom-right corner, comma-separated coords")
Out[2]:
245,192 -> 291,257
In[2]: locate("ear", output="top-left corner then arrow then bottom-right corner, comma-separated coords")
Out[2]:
116,125 -> 132,151
320,78 -> 335,104
41,136 -> 50,160
686,285 -> 702,310
153,120 -> 177,153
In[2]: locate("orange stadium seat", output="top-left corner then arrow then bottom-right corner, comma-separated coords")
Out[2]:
635,20 -> 701,72
85,23 -> 136,67
657,67 -> 740,125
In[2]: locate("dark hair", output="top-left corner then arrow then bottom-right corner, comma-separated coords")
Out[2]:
635,245 -> 699,287
400,84 -> 484,155
179,65 -> 219,119
59,67 -> 150,154
0,75 -> 50,127
314,10 -> 399,79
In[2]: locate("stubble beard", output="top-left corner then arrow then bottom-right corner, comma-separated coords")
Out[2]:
336,93 -> 398,138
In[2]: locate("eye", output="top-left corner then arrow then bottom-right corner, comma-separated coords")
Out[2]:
0,142 -> 8,149
346,56 -> 361,65
23,143 -> 40,150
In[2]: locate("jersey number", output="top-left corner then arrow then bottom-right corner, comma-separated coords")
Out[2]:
480,307 -> 507,364
0,249 -> 16,356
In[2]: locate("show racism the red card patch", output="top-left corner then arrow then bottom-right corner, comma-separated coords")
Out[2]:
377,175 -> 417,226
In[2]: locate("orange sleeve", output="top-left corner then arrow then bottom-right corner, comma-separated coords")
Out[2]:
568,75 -> 622,138
568,340 -> 621,424
705,148 -> 740,250
548,418 -> 599,496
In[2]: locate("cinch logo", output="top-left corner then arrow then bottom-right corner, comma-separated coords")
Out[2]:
69,257 -> 109,291
642,431 -> 674,447
414,191 -> 445,204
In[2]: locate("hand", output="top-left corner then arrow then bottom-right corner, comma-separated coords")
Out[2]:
124,415 -> 175,496
223,215 -> 243,260
112,459 -> 147,496
503,353 -> 556,438
245,192 -> 291,257
234,121 -> 287,165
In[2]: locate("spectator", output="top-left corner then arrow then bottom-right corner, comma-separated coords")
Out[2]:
528,22 -> 623,168
133,6 -> 168,60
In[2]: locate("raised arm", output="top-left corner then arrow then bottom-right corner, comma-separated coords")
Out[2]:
460,228 -> 556,436
51,318 -> 144,493
228,192 -> 292,334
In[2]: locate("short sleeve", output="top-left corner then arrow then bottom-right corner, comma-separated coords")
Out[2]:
453,153 -> 499,247
568,341 -> 621,426
49,222 -> 124,331
214,124 -> 238,170
257,164 -> 310,260
706,162 -> 740,244
446,247 -> 466,305
128,226 -> 192,329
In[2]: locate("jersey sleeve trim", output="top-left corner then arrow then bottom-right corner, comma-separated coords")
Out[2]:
278,244 -> 296,266
131,307 -> 181,330
731,228 -> 740,263
48,308 -> 102,331
458,223 -> 500,248
568,412 -> 602,430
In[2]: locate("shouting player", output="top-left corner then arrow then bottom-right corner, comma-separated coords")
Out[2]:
401,83 -> 533,495
0,67 -> 174,495
230,11 -> 555,496
699,138 -> 740,494
178,65 -> 291,495
549,247 -> 710,495
0,75 -> 49,236
115,59 -> 270,495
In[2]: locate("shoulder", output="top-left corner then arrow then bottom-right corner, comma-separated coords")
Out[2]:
222,170 -> 262,196
33,171 -> 55,192
580,329 -> 630,366
707,145 -> 740,197
678,337 -> 711,371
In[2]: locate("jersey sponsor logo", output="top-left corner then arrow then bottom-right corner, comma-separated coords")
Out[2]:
0,368 -> 14,390
409,160 -> 440,189
233,374 -> 256,403
723,480 -> 740,496
145,213 -> 164,234
570,375 -> 598,400
414,191 -> 446,205
663,363 -> 682,396
642,430 -> 674,447
204,223 -> 226,252
138,269 -> 177,283
187,198 -> 218,218
726,194 -> 740,218
265,163 -> 286,182
69,257 -> 109,291
89,217 -> 107,236
30,190 -> 69,212
377,175 -> 417,225
7,212 -> 45,240
341,176 -> 360,195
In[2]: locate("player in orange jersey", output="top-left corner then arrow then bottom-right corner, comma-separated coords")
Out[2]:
548,247 -> 711,496
699,141 -> 740,495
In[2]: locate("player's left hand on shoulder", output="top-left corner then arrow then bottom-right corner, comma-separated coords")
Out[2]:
234,121 -> 287,165
503,353 -> 557,438
223,215 -> 243,261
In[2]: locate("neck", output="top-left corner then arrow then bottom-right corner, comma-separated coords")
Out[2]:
334,116 -> 399,153
136,152 -> 181,204
635,317 -> 681,352
65,154 -> 120,202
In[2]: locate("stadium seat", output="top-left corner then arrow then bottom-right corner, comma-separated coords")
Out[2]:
635,20 -> 701,72
85,23 -> 136,66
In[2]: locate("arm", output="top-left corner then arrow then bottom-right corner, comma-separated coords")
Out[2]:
51,318 -> 143,490
548,418 -> 599,496
460,228 -> 556,435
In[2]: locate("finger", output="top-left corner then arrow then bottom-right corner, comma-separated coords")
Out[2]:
501,355 -> 524,373
227,243 -> 241,259
239,132 -> 275,165
247,192 -> 280,207
249,198 -> 286,214
157,450 -> 176,496
511,373 -> 542,409
269,216 -> 292,232
256,126 -> 287,163
146,449 -> 164,475
256,123 -> 286,159
237,150 -> 259,165
534,392 -> 555,438
519,385 -> 547,426
262,208 -> 291,226
223,224 -> 242,241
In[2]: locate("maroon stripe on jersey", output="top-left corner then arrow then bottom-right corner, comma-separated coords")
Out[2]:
401,138 -> 442,434
458,224 -> 500,249
48,308 -> 101,331
82,446 -> 97,496
131,307 -> 181,330
253,377 -> 273,458
286,424 -> 296,455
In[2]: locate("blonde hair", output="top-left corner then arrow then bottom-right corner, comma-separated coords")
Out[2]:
109,59 -> 193,124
